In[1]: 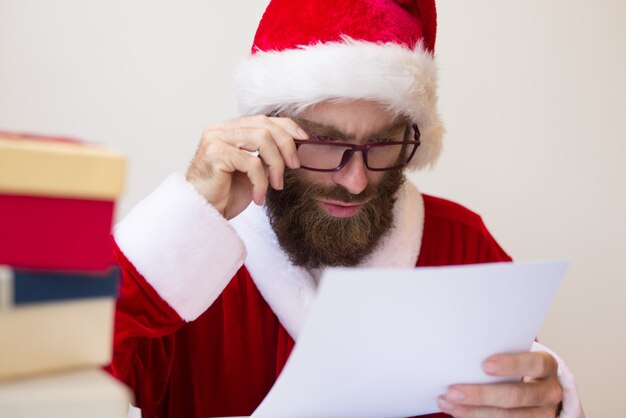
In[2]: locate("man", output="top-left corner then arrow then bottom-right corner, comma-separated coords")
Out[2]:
107,1 -> 584,417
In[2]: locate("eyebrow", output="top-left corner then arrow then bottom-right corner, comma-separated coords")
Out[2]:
292,117 -> 408,142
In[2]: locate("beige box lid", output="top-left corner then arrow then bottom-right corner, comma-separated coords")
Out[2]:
0,132 -> 126,200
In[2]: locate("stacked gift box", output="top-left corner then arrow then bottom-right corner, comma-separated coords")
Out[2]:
0,131 -> 131,417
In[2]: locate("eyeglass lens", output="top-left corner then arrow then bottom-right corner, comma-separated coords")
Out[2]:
296,142 -> 411,170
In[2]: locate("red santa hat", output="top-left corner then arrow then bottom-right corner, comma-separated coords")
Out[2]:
234,0 -> 444,169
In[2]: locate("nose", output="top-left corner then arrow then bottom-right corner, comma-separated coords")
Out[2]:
332,151 -> 369,195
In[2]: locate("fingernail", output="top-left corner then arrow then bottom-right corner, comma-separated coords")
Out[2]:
446,388 -> 465,401
437,397 -> 455,411
483,360 -> 499,374
296,127 -> 308,138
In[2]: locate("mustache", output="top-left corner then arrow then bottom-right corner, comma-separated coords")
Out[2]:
265,167 -> 405,268
297,175 -> 378,204
267,170 -> 381,237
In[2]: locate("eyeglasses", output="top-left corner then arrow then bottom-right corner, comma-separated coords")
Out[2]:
293,124 -> 421,172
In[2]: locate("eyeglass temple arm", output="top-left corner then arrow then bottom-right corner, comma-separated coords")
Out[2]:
412,124 -> 421,146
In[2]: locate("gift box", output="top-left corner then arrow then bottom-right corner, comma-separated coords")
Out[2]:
0,368 -> 132,418
0,266 -> 119,381
0,131 -> 125,271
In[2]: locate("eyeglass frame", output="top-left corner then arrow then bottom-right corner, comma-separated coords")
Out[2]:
292,123 -> 421,172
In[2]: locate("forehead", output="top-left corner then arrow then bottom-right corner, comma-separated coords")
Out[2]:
294,100 -> 406,138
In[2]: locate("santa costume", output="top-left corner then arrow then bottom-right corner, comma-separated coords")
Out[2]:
106,1 -> 585,417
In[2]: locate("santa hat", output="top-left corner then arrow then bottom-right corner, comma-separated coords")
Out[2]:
234,0 -> 444,169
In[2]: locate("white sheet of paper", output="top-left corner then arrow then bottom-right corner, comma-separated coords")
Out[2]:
251,260 -> 568,418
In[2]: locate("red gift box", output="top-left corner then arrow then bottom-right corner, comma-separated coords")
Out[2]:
0,131 -> 125,271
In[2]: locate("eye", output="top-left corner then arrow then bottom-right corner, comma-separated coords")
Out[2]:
311,134 -> 332,142
370,137 -> 394,144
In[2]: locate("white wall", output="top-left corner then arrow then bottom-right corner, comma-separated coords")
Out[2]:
1,1 -> 624,416
413,3 -> 626,417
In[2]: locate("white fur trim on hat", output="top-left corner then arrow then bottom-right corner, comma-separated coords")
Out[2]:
234,38 -> 445,169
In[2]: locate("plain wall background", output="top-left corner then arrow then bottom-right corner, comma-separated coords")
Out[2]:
1,1 -> 624,416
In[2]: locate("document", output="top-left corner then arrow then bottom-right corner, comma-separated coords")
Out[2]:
252,260 -> 568,418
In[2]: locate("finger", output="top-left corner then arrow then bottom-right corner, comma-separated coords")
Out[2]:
269,115 -> 309,140
483,352 -> 558,379
444,379 -> 563,409
204,114 -> 303,138
203,115 -> 303,169
205,128 -> 286,190
437,398 -> 556,418
256,115 -> 306,168
237,127 -> 287,190
219,146 -> 269,205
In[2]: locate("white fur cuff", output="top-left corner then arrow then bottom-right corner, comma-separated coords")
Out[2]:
532,342 -> 585,418
114,173 -> 246,321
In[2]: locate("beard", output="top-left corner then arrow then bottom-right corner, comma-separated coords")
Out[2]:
265,168 -> 406,269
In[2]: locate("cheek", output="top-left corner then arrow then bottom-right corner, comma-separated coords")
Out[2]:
365,171 -> 386,184
299,169 -> 336,186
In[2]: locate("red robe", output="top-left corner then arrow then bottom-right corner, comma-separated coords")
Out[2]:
107,191 -> 511,418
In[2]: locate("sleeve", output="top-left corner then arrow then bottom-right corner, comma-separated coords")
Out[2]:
417,196 -> 513,267
531,342 -> 586,418
104,173 -> 247,413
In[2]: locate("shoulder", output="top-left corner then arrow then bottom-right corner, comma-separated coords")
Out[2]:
422,194 -> 488,232
418,194 -> 512,265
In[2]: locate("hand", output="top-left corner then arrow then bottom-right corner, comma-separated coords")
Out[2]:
437,352 -> 563,417
186,115 -> 307,220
